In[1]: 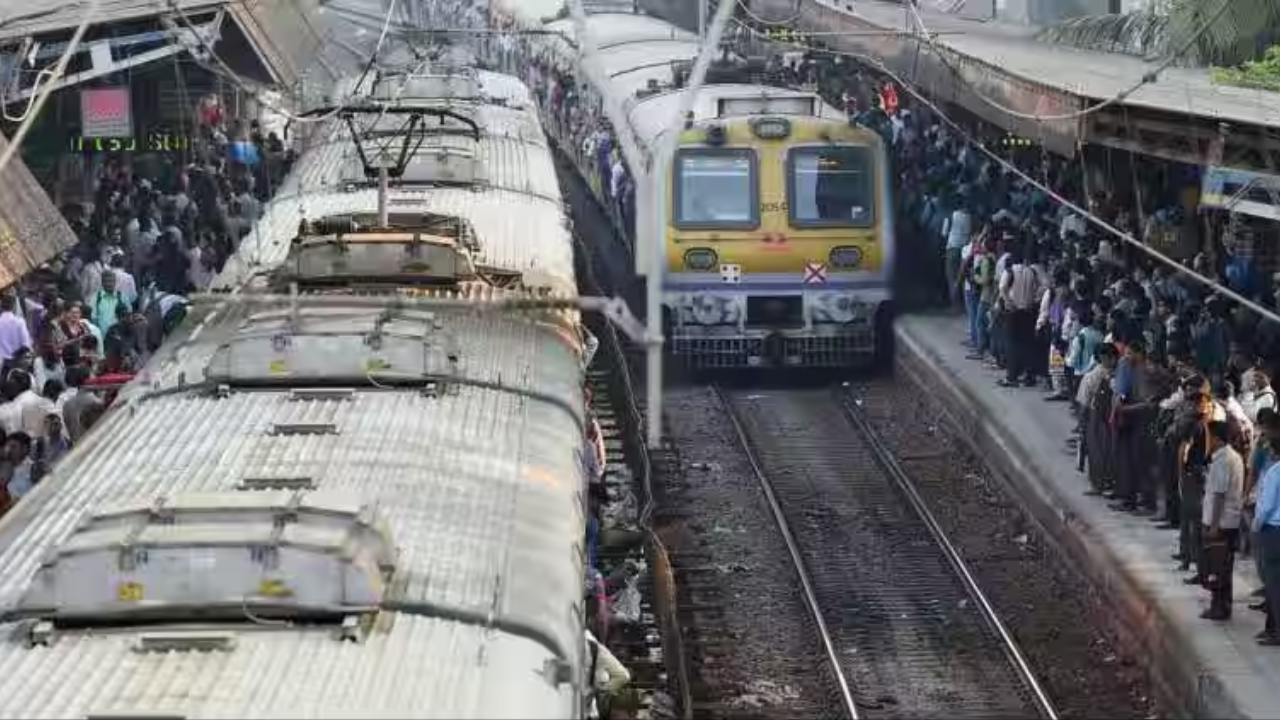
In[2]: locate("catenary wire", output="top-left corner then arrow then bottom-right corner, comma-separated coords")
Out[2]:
732,21 -> 1280,325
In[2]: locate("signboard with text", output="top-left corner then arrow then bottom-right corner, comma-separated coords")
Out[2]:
81,87 -> 133,139
69,132 -> 192,154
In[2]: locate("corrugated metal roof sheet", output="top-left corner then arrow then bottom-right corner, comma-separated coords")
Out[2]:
227,0 -> 328,86
0,304 -> 587,718
0,130 -> 79,289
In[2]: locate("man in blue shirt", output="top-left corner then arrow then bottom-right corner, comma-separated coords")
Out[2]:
1252,428 -> 1280,645
1249,409 -> 1280,614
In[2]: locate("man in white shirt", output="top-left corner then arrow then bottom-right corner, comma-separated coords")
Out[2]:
942,205 -> 972,308
0,370 -> 42,435
4,431 -> 35,501
1202,420 -> 1246,620
0,294 -> 31,362
584,629 -> 630,719
997,246 -> 1042,388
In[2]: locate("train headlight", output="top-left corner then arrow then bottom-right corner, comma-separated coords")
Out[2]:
829,246 -> 863,270
811,294 -> 861,324
683,248 -> 719,272
751,117 -> 792,140
685,294 -> 740,326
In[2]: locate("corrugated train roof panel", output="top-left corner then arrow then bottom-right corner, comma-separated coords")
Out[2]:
0,615 -> 571,718
0,308 -> 586,718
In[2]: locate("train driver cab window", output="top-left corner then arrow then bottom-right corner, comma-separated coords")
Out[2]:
673,148 -> 759,229
786,146 -> 874,228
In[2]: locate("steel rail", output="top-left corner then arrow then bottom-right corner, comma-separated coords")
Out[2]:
837,392 -> 1059,720
711,384 -> 862,720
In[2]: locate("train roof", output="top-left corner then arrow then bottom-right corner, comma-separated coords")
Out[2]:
0,58 -> 588,718
543,12 -> 848,149
218,69 -> 571,295
0,298 -> 585,718
626,83 -> 847,144
545,12 -> 695,48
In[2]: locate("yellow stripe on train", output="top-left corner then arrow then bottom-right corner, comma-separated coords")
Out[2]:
662,116 -> 890,277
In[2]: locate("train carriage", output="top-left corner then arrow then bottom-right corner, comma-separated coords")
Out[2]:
0,43 -> 593,720
543,11 -> 896,369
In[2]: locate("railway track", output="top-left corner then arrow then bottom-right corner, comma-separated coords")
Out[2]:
713,385 -> 1058,720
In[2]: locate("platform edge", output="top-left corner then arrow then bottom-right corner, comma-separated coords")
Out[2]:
894,319 -> 1241,720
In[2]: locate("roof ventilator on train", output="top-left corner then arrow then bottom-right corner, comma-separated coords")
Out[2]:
17,491 -> 398,648
203,301 -> 463,396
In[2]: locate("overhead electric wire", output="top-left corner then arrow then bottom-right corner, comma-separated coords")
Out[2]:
0,0 -> 102,177
731,21 -> 1280,326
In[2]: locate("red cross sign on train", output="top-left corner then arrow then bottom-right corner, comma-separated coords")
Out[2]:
804,262 -> 827,285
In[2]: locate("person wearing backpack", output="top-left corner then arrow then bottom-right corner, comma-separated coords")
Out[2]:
965,234 -> 998,362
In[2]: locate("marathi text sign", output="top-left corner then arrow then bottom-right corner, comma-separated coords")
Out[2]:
81,87 -> 133,139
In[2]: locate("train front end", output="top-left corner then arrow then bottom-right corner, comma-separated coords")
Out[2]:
662,103 -> 894,370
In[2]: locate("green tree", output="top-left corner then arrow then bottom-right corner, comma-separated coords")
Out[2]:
1212,44 -> 1280,92
1036,0 -> 1280,69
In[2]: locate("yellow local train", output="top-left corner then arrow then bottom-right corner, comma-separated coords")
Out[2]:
546,12 -> 895,369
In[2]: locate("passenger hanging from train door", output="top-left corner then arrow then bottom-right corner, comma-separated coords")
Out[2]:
580,325 -> 600,372
853,95 -> 893,147
584,592 -> 631,720
878,82 -> 899,116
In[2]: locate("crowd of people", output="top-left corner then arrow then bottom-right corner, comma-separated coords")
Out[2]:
840,60 -> 1280,638
0,103 -> 291,515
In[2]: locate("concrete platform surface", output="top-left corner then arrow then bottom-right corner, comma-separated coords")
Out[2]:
896,313 -> 1280,719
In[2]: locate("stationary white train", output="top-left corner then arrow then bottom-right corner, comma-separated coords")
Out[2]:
0,47 -> 593,720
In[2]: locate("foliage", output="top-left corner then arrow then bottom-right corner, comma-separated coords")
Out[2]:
1212,44 -> 1280,92
1036,0 -> 1280,68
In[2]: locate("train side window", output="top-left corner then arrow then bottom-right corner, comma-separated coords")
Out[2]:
785,146 -> 875,229
672,148 -> 760,230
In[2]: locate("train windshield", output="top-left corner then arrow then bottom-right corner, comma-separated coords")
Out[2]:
787,146 -> 875,228
674,149 -> 758,229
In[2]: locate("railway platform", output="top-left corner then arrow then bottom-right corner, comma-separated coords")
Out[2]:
896,312 -> 1280,719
